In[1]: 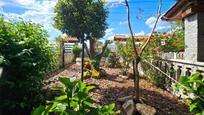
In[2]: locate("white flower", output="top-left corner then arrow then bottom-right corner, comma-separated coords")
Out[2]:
18,41 -> 25,45
32,63 -> 37,66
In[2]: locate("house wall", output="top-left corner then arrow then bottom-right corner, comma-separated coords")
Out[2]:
184,12 -> 204,62
184,13 -> 198,61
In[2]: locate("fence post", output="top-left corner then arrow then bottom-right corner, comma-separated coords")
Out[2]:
185,67 -> 191,76
175,65 -> 182,81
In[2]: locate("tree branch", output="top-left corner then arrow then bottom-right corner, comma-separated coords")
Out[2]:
125,0 -> 138,57
139,0 -> 163,56
99,40 -> 111,56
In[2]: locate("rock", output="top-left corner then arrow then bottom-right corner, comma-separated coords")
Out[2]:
119,75 -> 129,79
127,69 -> 134,79
136,103 -> 156,115
76,58 -> 81,65
117,95 -> 133,102
122,99 -> 135,115
99,69 -> 107,77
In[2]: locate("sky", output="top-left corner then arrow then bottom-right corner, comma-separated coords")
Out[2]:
0,0 -> 176,42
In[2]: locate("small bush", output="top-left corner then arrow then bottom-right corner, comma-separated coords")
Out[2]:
83,58 -> 101,78
106,52 -> 121,68
72,45 -> 82,57
103,48 -> 111,57
141,61 -> 166,89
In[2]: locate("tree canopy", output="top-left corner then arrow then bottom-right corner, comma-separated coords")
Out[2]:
53,0 -> 108,40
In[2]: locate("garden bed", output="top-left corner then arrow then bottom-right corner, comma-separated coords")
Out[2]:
46,64 -> 190,115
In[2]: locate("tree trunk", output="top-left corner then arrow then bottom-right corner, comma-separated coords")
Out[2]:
125,0 -> 162,102
125,0 -> 140,102
61,41 -> 65,68
135,59 -> 140,102
93,40 -> 110,70
89,39 -> 96,57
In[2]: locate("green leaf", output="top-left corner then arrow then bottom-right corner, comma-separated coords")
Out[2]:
55,103 -> 66,111
77,81 -> 86,92
70,98 -> 79,108
85,86 -> 95,93
179,76 -> 189,85
190,73 -> 201,81
50,86 -> 65,92
31,105 -> 45,115
189,102 -> 197,112
59,77 -> 72,86
55,95 -> 67,101
108,103 -> 115,110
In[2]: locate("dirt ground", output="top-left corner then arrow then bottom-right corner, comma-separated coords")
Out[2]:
46,64 -> 190,115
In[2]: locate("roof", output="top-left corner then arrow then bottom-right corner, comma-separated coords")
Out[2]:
159,32 -> 173,39
114,35 -> 148,42
63,37 -> 79,43
114,32 -> 172,42
161,0 -> 204,21
114,35 -> 128,41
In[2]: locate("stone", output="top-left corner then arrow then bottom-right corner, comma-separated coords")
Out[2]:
76,58 -> 81,65
117,95 -> 133,102
127,69 -> 134,79
119,75 -> 129,79
136,103 -> 156,115
184,12 -> 204,62
122,99 -> 135,115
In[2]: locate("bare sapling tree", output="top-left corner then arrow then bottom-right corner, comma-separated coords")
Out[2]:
124,0 -> 163,102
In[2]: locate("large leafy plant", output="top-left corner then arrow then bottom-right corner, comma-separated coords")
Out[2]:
32,77 -> 119,115
0,17 -> 58,114
176,73 -> 204,114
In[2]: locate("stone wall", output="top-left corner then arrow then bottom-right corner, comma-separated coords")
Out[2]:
184,13 -> 198,61
184,12 -> 204,62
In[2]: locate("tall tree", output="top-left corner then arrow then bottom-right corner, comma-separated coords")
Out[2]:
53,0 -> 108,81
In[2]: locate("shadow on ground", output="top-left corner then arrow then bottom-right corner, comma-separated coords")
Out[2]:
90,85 -> 190,115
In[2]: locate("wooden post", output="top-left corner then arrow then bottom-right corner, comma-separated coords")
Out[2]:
61,40 -> 65,68
81,36 -> 84,82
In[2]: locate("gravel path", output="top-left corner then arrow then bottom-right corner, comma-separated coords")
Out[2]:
46,64 -> 190,115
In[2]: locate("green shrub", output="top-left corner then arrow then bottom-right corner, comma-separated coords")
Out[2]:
176,73 -> 204,114
0,17 -> 58,114
103,48 -> 111,57
141,61 -> 166,89
32,77 -> 120,115
106,52 -> 121,68
72,45 -> 82,57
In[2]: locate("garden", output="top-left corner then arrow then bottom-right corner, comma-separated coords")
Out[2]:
0,0 -> 204,115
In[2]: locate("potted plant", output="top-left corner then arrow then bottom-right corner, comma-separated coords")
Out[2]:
72,45 -> 82,62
